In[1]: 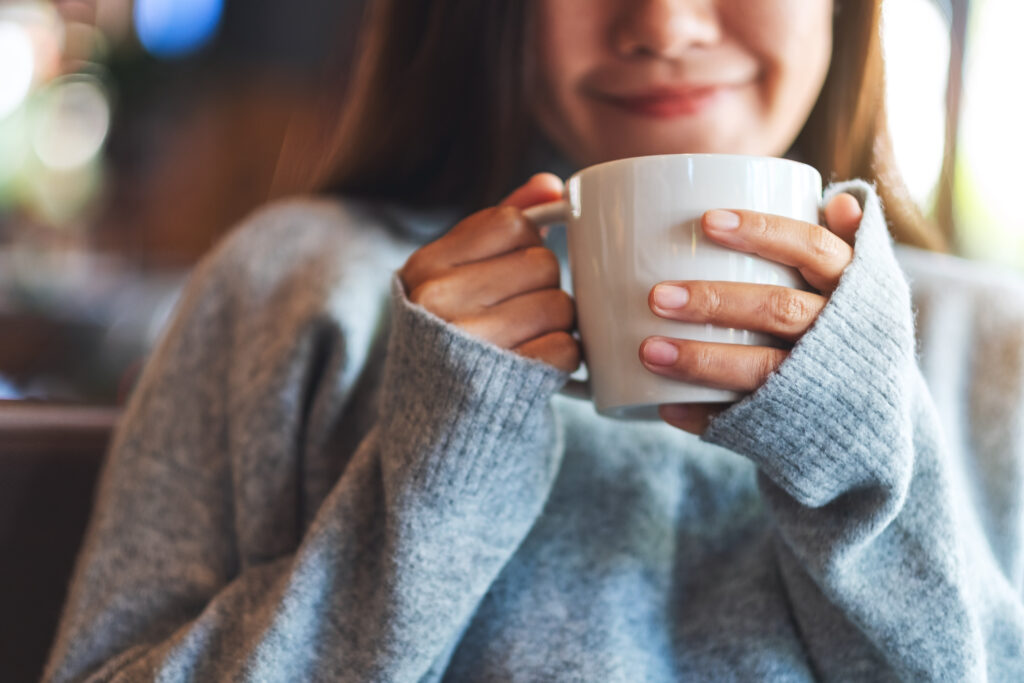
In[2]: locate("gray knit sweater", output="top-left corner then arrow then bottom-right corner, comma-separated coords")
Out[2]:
44,180 -> 1024,681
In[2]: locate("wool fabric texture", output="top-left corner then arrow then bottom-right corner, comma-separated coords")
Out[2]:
44,180 -> 1024,681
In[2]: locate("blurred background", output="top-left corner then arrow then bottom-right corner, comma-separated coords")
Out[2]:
0,0 -> 365,405
1,4 -> 366,673
0,1 -> 1021,680
0,0 -> 1021,406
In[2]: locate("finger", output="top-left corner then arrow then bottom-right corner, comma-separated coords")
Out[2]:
658,403 -> 729,435
408,246 -> 561,321
701,209 -> 854,294
403,174 -> 564,290
498,172 -> 565,209
649,281 -> 827,343
638,337 -> 788,393
455,288 -> 575,350
402,206 -> 543,290
823,192 -> 863,246
513,331 -> 582,373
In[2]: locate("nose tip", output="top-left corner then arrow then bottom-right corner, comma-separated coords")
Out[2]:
612,0 -> 721,58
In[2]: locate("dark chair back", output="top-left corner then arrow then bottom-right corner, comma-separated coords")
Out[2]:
0,402 -> 117,683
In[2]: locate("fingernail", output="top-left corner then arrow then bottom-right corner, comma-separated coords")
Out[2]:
705,210 -> 741,231
653,284 -> 689,309
643,339 -> 678,365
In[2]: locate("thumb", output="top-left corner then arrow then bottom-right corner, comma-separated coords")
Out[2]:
498,172 -> 565,209
823,192 -> 863,246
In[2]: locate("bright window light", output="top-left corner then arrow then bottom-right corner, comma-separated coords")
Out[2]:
956,0 -> 1024,265
882,0 -> 950,210
0,21 -> 35,119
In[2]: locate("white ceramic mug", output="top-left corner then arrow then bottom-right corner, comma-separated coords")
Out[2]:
523,153 -> 822,421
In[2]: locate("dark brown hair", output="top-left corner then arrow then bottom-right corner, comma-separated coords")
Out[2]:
313,0 -> 948,251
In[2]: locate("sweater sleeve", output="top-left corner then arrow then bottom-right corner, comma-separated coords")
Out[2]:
701,179 -> 1024,681
42,209 -> 571,682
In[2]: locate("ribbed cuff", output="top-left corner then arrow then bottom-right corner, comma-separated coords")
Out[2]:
701,179 -> 918,508
377,271 -> 570,507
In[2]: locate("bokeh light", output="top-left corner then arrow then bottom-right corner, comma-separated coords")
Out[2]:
95,0 -> 133,43
21,157 -> 104,227
0,21 -> 36,119
31,75 -> 112,171
0,104 -> 31,203
133,0 -> 224,58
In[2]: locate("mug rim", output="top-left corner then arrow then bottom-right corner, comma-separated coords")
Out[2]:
568,152 -> 820,182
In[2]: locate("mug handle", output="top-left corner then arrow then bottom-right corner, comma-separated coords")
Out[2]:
521,199 -> 592,402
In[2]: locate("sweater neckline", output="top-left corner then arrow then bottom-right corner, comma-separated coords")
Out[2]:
368,139 -> 805,243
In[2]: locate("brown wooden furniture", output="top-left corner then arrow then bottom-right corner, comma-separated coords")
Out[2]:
0,402 -> 118,683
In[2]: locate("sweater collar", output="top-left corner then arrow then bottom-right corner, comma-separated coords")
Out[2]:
371,134 -> 581,243
372,139 -> 804,242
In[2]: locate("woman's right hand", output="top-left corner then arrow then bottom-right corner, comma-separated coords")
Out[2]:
397,173 -> 581,374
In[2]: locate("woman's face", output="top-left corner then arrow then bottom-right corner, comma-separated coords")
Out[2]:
529,0 -> 834,167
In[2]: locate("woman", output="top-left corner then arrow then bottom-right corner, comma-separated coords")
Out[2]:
45,1 -> 1024,680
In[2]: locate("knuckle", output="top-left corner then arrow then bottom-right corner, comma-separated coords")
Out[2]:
533,244 -> 561,268
408,277 -> 450,313
807,226 -> 841,261
502,205 -> 523,221
698,284 -> 725,320
452,314 -> 494,344
552,287 -> 573,307
752,213 -> 777,242
556,333 -> 583,370
552,289 -> 576,326
451,208 -> 489,236
683,344 -> 717,377
496,206 -> 534,240
402,244 -> 449,288
551,330 -> 576,353
399,251 -> 418,276
407,280 -> 430,306
548,330 -> 574,347
491,204 -> 519,224
546,331 -> 581,372
524,246 -> 561,280
755,349 -> 784,383
399,250 -> 427,288
397,265 -> 415,293
764,289 -> 809,328
516,331 -> 581,372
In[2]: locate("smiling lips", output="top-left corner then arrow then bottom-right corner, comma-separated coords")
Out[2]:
598,85 -> 736,118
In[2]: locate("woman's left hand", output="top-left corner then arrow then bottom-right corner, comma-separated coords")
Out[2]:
640,192 -> 864,435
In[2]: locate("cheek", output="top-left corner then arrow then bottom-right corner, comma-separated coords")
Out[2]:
529,1 -> 609,156
731,1 -> 832,66
728,2 -> 833,122
532,0 -> 607,92
780,8 -> 832,88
